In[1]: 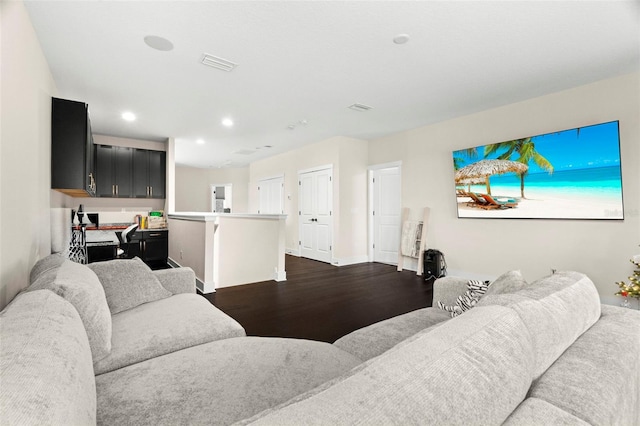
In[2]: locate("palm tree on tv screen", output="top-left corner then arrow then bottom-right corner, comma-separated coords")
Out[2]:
453,147 -> 479,170
484,137 -> 554,198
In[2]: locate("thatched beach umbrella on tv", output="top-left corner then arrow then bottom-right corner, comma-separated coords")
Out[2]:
455,159 -> 528,195
455,176 -> 486,192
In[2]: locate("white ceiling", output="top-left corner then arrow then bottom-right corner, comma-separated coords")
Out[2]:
25,1 -> 640,169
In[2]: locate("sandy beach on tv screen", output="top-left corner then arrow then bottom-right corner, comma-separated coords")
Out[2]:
457,186 -> 624,219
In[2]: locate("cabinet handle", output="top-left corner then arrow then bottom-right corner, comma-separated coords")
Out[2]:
147,186 -> 150,197
150,186 -> 153,197
112,185 -> 115,196
149,233 -> 162,237
116,184 -> 119,196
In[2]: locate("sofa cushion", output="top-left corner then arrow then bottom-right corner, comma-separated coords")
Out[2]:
526,305 -> 640,425
432,275 -> 470,306
89,257 -> 172,314
484,269 -> 528,296
29,253 -> 65,284
94,293 -> 246,375
504,398 -> 590,425
152,267 -> 196,294
0,290 -> 96,425
95,336 -> 361,426
334,307 -> 450,361
28,259 -> 112,362
477,270 -> 601,379
246,306 -> 535,425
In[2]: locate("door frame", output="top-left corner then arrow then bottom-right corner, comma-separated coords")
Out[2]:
298,164 -> 334,263
210,183 -> 233,213
368,161 -> 402,263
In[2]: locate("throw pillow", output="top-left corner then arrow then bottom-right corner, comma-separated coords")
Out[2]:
28,259 -> 112,362
88,257 -> 172,314
437,279 -> 490,318
483,270 -> 528,296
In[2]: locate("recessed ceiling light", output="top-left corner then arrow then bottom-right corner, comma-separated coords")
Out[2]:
122,111 -> 136,122
144,35 -> 174,51
393,34 -> 410,45
196,139 -> 205,145
222,118 -> 234,127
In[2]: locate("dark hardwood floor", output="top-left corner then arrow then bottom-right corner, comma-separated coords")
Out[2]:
203,255 -> 434,343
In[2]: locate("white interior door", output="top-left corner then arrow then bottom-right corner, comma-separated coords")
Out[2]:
299,167 -> 333,263
373,166 -> 401,264
258,176 -> 284,214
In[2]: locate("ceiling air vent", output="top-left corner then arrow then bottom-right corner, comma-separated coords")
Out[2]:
348,103 -> 373,112
201,54 -> 237,72
231,149 -> 255,155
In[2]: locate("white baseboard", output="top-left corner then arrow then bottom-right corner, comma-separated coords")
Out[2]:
167,257 -> 216,293
285,247 -> 300,256
331,255 -> 369,267
274,270 -> 287,281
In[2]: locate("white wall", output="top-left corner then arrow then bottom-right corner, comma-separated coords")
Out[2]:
175,166 -> 249,213
93,134 -> 166,152
0,1 -> 58,309
335,139 -> 369,263
369,72 -> 640,305
248,136 -> 369,264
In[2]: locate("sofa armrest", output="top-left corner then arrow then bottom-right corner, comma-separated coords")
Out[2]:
432,276 -> 469,306
152,267 -> 196,294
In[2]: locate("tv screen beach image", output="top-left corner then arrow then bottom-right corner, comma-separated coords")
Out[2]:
453,121 -> 624,220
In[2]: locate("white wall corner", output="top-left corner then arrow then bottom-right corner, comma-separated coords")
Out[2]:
274,270 -> 287,281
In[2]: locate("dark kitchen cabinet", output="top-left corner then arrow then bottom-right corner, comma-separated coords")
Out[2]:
95,145 -> 133,197
126,229 -> 168,268
133,149 -> 166,198
51,97 -> 96,196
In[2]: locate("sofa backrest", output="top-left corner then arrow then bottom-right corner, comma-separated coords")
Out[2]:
0,290 -> 96,425
246,305 -> 535,425
477,270 -> 601,379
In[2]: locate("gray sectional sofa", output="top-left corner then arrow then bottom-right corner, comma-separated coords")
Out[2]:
1,255 -> 639,425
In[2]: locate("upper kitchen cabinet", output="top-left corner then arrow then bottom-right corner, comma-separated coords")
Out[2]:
95,145 -> 133,197
51,97 -> 96,196
133,149 -> 166,198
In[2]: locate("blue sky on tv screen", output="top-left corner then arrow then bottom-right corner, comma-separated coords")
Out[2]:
454,121 -> 621,174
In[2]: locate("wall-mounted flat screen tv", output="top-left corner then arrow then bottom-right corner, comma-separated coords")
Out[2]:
453,120 -> 623,220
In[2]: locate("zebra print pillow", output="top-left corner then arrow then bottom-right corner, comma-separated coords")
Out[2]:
437,279 -> 490,318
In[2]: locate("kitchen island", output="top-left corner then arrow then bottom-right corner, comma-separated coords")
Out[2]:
167,212 -> 287,293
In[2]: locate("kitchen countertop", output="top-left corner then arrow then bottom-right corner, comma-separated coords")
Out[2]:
74,224 -> 168,231
85,230 -> 119,247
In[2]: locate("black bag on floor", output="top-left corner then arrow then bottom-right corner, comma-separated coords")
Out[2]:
423,249 -> 447,281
